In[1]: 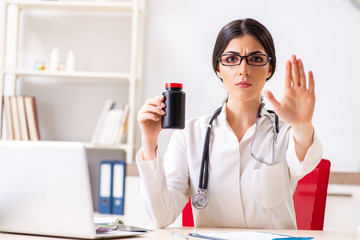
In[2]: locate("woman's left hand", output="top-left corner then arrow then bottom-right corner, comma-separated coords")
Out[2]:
263,55 -> 315,127
263,55 -> 315,161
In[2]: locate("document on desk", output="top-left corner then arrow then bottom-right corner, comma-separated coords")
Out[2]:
94,217 -> 150,233
188,231 -> 313,240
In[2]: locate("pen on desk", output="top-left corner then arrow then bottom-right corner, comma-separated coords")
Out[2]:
272,237 -> 314,240
171,231 -> 189,239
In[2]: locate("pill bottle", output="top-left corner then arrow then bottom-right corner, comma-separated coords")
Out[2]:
66,50 -> 75,72
161,83 -> 185,129
50,48 -> 60,72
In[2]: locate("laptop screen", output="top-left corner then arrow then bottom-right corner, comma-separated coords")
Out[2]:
0,141 -> 97,238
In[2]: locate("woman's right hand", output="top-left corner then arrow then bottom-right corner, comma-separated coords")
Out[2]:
137,95 -> 166,159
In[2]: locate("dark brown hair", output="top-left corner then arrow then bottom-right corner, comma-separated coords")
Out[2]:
212,18 -> 276,81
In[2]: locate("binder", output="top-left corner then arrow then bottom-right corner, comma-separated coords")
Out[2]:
99,161 -> 114,214
111,161 -> 126,215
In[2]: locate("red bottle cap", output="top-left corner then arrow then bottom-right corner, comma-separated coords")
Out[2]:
165,83 -> 183,89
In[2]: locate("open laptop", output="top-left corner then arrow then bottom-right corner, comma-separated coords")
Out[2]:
0,141 -> 144,239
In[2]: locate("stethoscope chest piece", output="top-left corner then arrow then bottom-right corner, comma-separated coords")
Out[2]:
192,188 -> 208,209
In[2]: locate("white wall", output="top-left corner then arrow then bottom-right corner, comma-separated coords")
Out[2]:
324,184 -> 360,231
2,1 -> 360,171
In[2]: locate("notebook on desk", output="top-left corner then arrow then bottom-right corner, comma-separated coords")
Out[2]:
0,141 -> 144,239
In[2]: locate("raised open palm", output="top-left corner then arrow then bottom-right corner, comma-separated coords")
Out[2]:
264,55 -> 315,128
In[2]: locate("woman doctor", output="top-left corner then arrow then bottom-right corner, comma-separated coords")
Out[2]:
136,18 -> 323,229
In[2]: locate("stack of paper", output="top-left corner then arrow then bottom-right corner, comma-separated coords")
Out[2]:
188,231 -> 313,240
94,217 -> 120,233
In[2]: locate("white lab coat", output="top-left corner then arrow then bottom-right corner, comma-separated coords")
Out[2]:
136,105 -> 323,229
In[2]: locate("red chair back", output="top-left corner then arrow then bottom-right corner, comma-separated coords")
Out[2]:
182,197 -> 194,227
293,159 -> 331,230
182,159 -> 331,230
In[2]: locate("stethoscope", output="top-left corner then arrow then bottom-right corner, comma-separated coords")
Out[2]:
192,102 -> 280,210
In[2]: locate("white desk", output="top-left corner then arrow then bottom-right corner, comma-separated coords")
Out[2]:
0,228 -> 356,240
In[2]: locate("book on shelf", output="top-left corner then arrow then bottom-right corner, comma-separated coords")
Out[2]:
17,96 -> 29,141
91,99 -> 116,145
91,100 -> 130,146
99,108 -> 123,146
3,95 -> 40,141
24,96 -> 40,141
3,96 -> 14,140
114,103 -> 129,145
9,96 -> 21,140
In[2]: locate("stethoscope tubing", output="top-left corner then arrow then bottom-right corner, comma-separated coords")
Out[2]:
198,107 -> 222,190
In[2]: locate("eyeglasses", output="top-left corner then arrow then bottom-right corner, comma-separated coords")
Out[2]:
218,53 -> 271,66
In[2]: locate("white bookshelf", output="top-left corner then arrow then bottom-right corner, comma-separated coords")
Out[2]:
84,142 -> 128,150
4,0 -> 135,12
0,0 -> 145,163
3,69 -> 132,80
